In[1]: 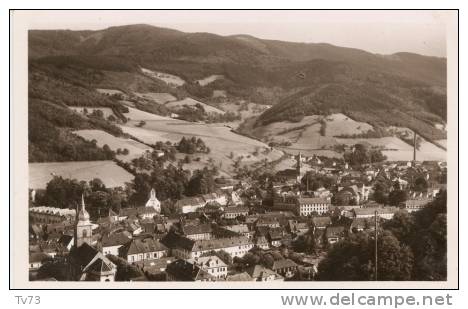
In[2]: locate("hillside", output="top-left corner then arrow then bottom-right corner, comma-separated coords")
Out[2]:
28,24 -> 447,163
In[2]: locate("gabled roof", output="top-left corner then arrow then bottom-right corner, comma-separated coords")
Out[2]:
120,238 -> 168,256
166,259 -> 213,281
102,232 -> 132,247
86,258 -> 114,273
312,216 -> 332,228
182,223 -> 212,235
271,259 -> 298,270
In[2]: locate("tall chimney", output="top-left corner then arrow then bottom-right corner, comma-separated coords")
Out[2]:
413,131 -> 417,163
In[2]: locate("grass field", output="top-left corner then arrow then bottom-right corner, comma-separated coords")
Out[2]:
165,98 -> 225,115
119,118 -> 283,176
96,88 -> 125,96
196,74 -> 224,86
73,129 -> 152,161
29,161 -> 134,189
141,67 -> 185,86
134,92 -> 177,104
123,107 -> 171,121
249,113 -> 446,162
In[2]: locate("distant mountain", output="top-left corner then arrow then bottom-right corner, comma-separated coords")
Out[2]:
28,24 -> 447,142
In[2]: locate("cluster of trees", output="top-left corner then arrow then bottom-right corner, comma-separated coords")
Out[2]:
35,176 -> 130,219
372,175 -> 429,206
343,144 -> 387,166
130,165 -> 218,206
177,136 -> 210,154
316,191 -> 447,281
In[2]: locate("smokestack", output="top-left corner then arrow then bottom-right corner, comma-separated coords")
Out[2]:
413,131 -> 417,163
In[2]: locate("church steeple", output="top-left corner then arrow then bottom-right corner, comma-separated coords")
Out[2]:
75,194 -> 93,248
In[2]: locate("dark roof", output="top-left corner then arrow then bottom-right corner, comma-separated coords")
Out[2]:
271,259 -> 298,270
29,252 -> 50,263
86,258 -> 113,273
326,226 -> 346,238
102,232 -> 132,247
165,259 -> 213,281
312,216 -> 332,228
120,238 -> 168,256
69,243 -> 99,268
182,223 -> 212,235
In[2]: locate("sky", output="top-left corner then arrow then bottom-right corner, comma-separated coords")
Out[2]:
22,10 -> 449,57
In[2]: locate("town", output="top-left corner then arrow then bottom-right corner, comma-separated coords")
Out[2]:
28,139 -> 447,282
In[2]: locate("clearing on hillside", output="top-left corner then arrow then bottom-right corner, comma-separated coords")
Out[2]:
134,92 -> 177,104
29,161 -> 134,190
140,67 -> 185,86
73,129 -> 152,161
123,107 -> 171,121
165,98 -> 225,115
196,75 -> 224,86
119,118 -> 283,176
96,88 -> 124,96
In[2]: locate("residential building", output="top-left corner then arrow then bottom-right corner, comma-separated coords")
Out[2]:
190,255 -> 228,279
119,238 -> 169,263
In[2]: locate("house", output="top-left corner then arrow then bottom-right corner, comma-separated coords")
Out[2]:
312,216 -> 332,230
166,259 -> 215,281
255,217 -> 280,228
224,224 -> 253,239
190,255 -> 228,279
29,206 -> 76,224
118,207 -> 158,221
288,220 -> 310,235
135,257 -> 175,280
101,232 -> 132,256
353,207 -> 398,220
29,252 -> 50,270
175,197 -> 206,214
222,206 -> 249,219
202,192 -> 227,206
226,272 -> 254,281
268,227 -> 286,247
349,217 -> 379,232
247,265 -> 284,281
119,238 -> 169,263
163,233 -> 254,260
255,236 -> 270,250
326,226 -> 346,244
271,259 -> 298,278
182,223 -> 213,240
402,198 -> 432,212
297,197 -> 330,216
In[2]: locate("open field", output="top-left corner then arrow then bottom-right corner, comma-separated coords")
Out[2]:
123,107 -> 171,121
96,88 -> 124,96
69,106 -> 116,119
196,74 -> 224,86
140,67 -> 185,86
73,129 -> 152,161
249,113 -> 446,162
134,92 -> 177,104
165,98 -> 225,114
119,118 -> 283,176
29,161 -> 134,190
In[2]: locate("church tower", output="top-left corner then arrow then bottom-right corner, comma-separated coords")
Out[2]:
75,195 -> 93,248
145,188 -> 161,213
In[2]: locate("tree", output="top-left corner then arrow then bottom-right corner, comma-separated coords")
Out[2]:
388,189 -> 408,206
413,176 -> 429,192
44,176 -> 88,209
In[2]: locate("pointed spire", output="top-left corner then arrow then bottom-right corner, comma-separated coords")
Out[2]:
81,194 -> 86,211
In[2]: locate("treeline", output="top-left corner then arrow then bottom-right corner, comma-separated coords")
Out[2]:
29,99 -> 118,162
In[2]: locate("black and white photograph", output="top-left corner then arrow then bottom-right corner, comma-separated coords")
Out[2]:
10,9 -> 458,289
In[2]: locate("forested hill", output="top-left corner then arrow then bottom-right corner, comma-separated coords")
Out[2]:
29,24 -> 447,144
